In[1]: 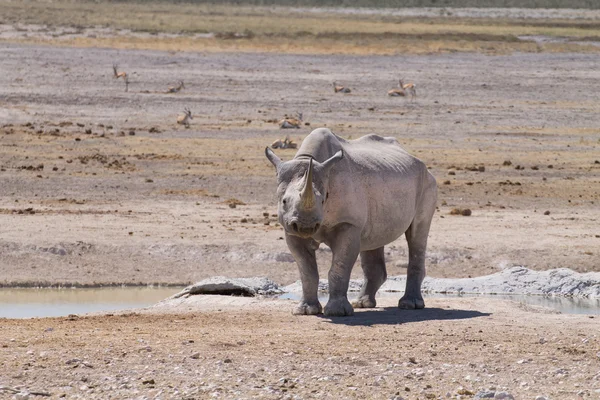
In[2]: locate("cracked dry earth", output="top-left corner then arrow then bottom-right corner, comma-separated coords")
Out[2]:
1,297 -> 600,399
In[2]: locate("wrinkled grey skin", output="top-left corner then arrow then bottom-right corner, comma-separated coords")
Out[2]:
265,128 -> 437,317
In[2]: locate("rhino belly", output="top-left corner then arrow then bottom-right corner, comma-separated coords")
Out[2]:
359,187 -> 417,251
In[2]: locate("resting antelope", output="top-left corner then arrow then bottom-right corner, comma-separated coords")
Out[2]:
387,81 -> 406,97
271,136 -> 298,149
167,81 -> 185,93
112,63 -> 127,80
399,78 -> 417,100
279,112 -> 303,129
333,82 -> 351,93
177,108 -> 193,128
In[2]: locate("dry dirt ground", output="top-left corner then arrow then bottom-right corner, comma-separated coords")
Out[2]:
1,297 -> 600,399
0,43 -> 598,287
0,31 -> 600,399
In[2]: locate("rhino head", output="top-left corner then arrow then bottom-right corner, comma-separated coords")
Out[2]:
265,148 -> 343,238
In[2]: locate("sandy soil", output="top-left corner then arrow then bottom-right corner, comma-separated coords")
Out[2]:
1,296 -> 599,399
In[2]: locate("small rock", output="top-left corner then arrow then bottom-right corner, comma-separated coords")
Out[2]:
502,160 -> 512,166
475,390 -> 496,399
494,392 -> 514,400
224,358 -> 232,363
461,209 -> 472,216
190,352 -> 200,359
543,210 -> 550,215
142,378 -> 155,385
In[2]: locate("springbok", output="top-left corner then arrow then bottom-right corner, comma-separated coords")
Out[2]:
387,81 -> 406,97
399,78 -> 417,100
112,63 -> 127,80
279,112 -> 303,129
167,81 -> 185,93
177,108 -> 193,128
271,136 -> 298,149
333,82 -> 351,93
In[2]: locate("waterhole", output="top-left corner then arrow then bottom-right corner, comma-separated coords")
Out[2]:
1,288 -> 598,318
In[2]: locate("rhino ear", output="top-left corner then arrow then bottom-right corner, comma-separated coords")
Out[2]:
319,150 -> 343,174
265,147 -> 282,171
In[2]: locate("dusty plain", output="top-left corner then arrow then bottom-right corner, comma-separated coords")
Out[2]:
1,2 -> 600,399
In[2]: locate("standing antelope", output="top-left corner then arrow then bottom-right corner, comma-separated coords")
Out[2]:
167,81 -> 185,93
399,78 -> 417,100
112,63 -> 127,80
279,112 -> 303,129
177,108 -> 193,128
333,82 -> 351,93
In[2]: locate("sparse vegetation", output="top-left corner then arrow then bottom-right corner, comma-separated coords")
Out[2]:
1,0 -> 600,54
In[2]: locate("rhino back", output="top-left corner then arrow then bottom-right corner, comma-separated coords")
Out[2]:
297,129 -> 422,174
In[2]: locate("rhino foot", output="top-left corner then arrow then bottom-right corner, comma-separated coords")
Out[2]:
292,301 -> 322,316
324,297 -> 354,317
398,295 -> 425,310
352,296 -> 376,309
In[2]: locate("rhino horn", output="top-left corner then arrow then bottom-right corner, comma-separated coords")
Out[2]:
300,158 -> 316,209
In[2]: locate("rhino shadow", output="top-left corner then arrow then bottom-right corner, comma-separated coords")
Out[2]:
321,307 -> 491,327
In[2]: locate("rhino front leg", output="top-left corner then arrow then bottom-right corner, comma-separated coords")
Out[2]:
353,246 -> 387,309
324,224 -> 361,317
399,207 -> 435,310
286,233 -> 322,315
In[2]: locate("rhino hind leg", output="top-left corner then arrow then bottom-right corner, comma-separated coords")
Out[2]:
353,247 -> 387,309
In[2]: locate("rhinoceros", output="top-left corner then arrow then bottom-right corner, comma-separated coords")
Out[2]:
265,128 -> 437,317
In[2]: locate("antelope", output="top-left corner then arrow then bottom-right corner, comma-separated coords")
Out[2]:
387,81 -> 406,97
177,108 -> 193,128
333,82 -> 351,93
399,78 -> 417,100
167,81 -> 185,93
112,63 -> 127,80
271,136 -> 298,149
279,112 -> 303,129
